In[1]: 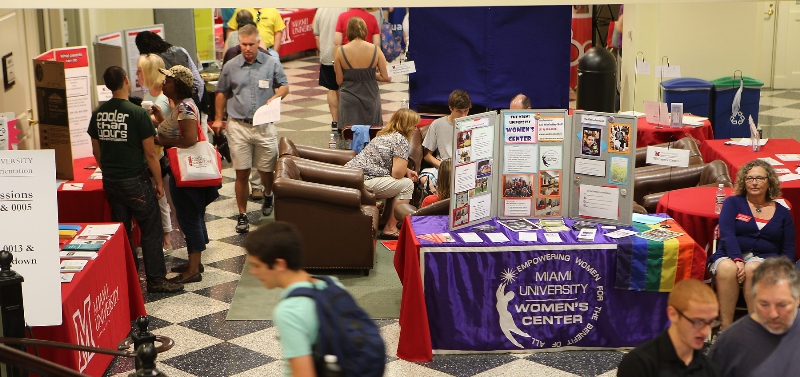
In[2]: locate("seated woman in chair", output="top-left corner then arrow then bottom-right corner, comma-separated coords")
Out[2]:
709,159 -> 795,330
346,108 -> 419,239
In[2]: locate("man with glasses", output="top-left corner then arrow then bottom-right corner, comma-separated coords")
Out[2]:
617,278 -> 720,376
709,257 -> 800,377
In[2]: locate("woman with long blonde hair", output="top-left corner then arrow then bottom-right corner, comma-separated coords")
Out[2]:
346,108 -> 419,239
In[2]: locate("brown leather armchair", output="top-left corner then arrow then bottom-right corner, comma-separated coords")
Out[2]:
283,156 -> 376,206
278,137 -> 356,166
635,136 -> 704,173
394,199 -> 450,224
274,157 -> 379,274
634,160 -> 733,213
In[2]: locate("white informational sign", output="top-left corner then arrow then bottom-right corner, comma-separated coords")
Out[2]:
96,31 -> 124,47
454,162 -> 477,193
253,97 -> 281,125
470,126 -> 494,161
0,150 -> 62,326
644,101 -> 669,126
635,60 -> 650,75
458,232 -> 483,243
96,85 -> 113,102
124,25 -> 165,93
503,144 -> 538,173
656,65 -> 682,78
503,113 -> 536,143
41,46 -> 93,159
537,117 -> 565,142
486,233 -> 510,243
504,199 -> 531,217
574,157 -> 606,177
646,146 -> 690,168
580,114 -> 607,127
387,60 -> 416,77
578,184 -> 620,220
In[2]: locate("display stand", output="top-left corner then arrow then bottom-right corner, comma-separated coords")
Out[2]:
98,25 -> 165,96
568,110 -> 637,226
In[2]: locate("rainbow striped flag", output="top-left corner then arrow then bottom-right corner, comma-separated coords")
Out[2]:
615,219 -> 706,292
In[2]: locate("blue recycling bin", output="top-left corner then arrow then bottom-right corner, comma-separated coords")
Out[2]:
661,78 -> 713,117
711,76 -> 764,139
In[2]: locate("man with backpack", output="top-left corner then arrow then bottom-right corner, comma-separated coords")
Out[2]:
244,222 -> 385,377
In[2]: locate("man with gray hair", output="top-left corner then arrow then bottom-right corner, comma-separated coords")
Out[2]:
709,256 -> 800,377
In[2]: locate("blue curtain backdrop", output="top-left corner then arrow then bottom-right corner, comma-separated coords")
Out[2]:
408,6 -> 571,110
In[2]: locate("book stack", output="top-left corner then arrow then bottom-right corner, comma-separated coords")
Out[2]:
58,224 -> 120,283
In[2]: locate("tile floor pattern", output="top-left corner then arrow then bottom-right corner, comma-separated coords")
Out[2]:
103,56 -> 800,377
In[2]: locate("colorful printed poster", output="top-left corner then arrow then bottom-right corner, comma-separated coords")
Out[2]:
537,116 -> 565,142
609,157 -> 628,184
504,113 -> 536,144
608,123 -> 631,154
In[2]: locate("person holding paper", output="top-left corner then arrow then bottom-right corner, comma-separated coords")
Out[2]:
155,65 -> 220,284
211,24 -> 290,234
419,90 -> 472,194
709,159 -> 795,330
87,66 -> 183,294
334,17 -> 391,129
346,108 -> 419,239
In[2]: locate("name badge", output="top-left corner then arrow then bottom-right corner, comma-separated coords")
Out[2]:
258,80 -> 270,89
736,214 -> 752,222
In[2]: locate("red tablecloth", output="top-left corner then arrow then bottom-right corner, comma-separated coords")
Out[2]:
32,223 -> 146,376
656,186 -> 735,252
278,8 -> 317,56
636,117 -> 714,147
58,157 -> 110,223
700,138 -> 800,259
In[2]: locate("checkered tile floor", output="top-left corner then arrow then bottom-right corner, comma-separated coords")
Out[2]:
102,56 -> 800,377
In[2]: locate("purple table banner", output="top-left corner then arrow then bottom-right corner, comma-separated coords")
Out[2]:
422,246 -> 669,351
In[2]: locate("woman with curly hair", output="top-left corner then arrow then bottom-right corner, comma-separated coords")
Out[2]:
709,159 -> 795,329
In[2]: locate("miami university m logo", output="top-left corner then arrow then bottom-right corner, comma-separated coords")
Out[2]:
72,296 -> 97,372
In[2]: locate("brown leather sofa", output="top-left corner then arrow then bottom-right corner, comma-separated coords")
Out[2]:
273,157 -> 379,275
394,199 -> 450,224
634,136 -> 704,172
278,137 -> 356,166
633,160 -> 733,213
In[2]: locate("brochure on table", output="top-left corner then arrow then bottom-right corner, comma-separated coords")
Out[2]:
568,110 -> 637,226
450,111 -> 499,230
495,109 -> 571,220
0,150 -> 62,326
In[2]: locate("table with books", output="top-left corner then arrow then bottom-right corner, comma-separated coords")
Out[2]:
31,223 -> 146,376
393,215 -> 706,362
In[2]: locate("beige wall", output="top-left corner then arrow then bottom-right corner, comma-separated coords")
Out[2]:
620,2 -> 770,112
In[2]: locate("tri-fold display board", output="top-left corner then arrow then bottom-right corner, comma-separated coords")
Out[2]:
448,110 -> 637,231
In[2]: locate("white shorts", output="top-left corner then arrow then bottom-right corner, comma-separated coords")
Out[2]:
420,167 -> 438,188
364,176 -> 414,200
709,252 -> 765,275
227,118 -> 278,172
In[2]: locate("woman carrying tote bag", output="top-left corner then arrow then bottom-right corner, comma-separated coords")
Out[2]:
153,65 -> 220,283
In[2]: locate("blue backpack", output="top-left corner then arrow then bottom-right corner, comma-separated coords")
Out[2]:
286,275 -> 386,377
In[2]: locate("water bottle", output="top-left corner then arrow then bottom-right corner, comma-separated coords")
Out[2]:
323,354 -> 344,377
714,184 -> 725,214
401,99 -> 409,109
328,133 -> 336,149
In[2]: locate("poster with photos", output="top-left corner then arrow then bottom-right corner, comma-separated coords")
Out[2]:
535,196 -> 562,217
502,174 -> 534,198
451,111 -> 498,230
580,126 -> 602,158
608,123 -> 631,154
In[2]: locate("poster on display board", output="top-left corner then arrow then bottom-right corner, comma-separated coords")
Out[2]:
568,110 -> 637,226
495,109 -> 571,219
122,25 -> 165,93
449,112 -> 499,231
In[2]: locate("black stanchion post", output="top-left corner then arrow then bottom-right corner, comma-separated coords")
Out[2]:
130,316 -> 156,371
128,343 -> 165,377
0,250 -> 28,377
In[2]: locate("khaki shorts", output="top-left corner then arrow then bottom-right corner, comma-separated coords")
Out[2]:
709,252 -> 765,275
227,118 -> 278,172
364,176 -> 414,200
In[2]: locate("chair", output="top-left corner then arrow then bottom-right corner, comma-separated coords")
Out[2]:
408,123 -> 432,207
394,199 -> 450,224
278,137 -> 356,166
634,136 -> 704,173
634,160 -> 733,213
273,157 -> 379,275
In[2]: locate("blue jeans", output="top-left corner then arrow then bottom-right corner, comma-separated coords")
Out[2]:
103,172 -> 166,282
169,174 -> 219,253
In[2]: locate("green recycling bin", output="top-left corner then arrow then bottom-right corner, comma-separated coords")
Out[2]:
711,76 -> 764,139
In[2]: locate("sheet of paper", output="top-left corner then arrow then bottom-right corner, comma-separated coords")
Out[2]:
617,111 -> 645,118
387,60 -> 416,77
253,97 -> 281,125
774,168 -> 792,174
580,114 -> 607,127
656,65 -> 681,78
539,145 -> 562,170
504,113 -> 536,143
646,146 -> 691,168
644,101 -> 669,125
544,233 -> 562,243
729,138 -> 768,146
577,228 -> 597,241
61,182 -> 84,190
504,199 -> 532,217
470,126 -> 494,160
454,162 -> 477,193
776,154 -> 800,162
758,157 -> 783,166
536,117 -> 565,142
486,232 -> 510,243
457,232 -> 483,243
632,213 -> 666,224
604,229 -> 638,239
469,194 -> 491,221
682,115 -> 706,126
778,174 -> 800,182
635,60 -> 650,75
518,232 -> 539,242
80,224 -> 121,236
574,157 -> 606,177
578,185 -> 620,220
503,144 -> 538,173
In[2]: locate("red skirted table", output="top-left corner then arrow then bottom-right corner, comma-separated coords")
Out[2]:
31,223 -> 146,376
636,117 -> 713,147
58,157 -> 110,223
393,215 -> 706,361
700,138 -> 800,259
278,8 -> 317,56
656,186 -> 735,251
